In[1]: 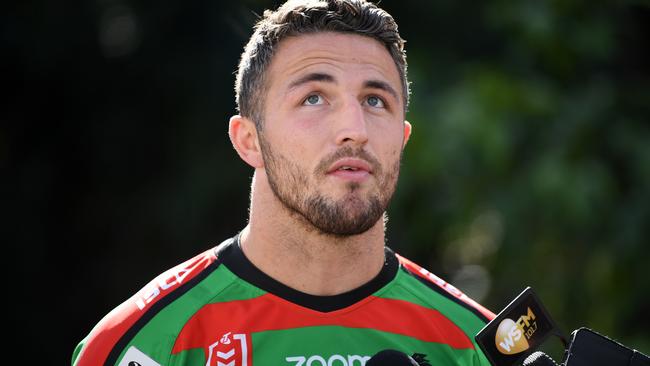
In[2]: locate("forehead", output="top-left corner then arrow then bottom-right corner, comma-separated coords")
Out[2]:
266,32 -> 402,96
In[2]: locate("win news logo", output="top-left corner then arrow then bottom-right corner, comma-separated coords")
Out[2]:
475,287 -> 562,366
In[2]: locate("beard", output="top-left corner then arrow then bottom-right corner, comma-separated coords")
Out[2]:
258,135 -> 401,237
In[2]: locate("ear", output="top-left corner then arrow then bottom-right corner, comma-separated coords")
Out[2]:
229,115 -> 264,168
402,120 -> 412,148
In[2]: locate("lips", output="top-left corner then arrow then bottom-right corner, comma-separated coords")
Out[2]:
327,158 -> 372,174
325,158 -> 373,183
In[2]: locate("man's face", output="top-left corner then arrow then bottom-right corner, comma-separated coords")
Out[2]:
259,32 -> 409,237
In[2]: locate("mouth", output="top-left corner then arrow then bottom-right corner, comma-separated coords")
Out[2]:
327,158 -> 373,174
326,158 -> 373,182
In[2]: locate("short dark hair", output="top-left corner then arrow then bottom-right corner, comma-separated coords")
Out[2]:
235,0 -> 409,129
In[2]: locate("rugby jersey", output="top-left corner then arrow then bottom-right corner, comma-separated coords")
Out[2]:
72,235 -> 495,366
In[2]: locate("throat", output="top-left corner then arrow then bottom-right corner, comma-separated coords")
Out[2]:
239,224 -> 387,296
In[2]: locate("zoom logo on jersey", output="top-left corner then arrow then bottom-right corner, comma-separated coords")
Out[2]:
206,332 -> 250,366
495,307 -> 537,354
285,354 -> 371,366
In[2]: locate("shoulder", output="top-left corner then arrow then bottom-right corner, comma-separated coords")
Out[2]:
72,242 -> 229,366
381,252 -> 496,365
393,253 -> 495,324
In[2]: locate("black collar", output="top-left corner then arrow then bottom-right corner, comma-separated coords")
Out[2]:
216,234 -> 399,312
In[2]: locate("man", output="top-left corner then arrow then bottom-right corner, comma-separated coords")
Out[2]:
72,1 -> 495,365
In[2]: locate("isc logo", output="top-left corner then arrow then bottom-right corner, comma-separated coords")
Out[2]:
495,307 -> 538,355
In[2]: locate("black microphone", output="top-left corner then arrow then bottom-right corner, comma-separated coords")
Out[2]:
366,349 -> 420,366
523,351 -> 559,366
521,328 -> 650,366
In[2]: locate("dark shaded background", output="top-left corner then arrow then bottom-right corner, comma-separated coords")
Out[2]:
4,0 -> 649,364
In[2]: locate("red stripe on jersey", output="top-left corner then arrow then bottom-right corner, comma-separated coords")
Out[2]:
397,254 -> 495,321
172,293 -> 475,355
75,249 -> 218,366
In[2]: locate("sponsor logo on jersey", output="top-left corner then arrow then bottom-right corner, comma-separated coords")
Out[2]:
206,332 -> 250,366
135,263 -> 193,310
495,307 -> 538,355
285,354 -> 371,366
285,353 -> 429,366
117,346 -> 162,366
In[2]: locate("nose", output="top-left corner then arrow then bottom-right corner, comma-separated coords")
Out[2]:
333,97 -> 369,146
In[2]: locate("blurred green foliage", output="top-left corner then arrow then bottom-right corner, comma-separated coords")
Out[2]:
4,0 -> 648,363
384,0 -> 650,355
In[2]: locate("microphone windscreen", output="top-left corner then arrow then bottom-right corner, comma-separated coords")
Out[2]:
523,352 -> 559,366
367,349 -> 418,366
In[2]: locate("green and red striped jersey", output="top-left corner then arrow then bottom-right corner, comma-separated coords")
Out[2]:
72,235 -> 495,366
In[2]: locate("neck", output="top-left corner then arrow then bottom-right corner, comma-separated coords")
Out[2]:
239,172 -> 387,296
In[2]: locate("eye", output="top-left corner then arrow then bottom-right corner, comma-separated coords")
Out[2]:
365,95 -> 385,108
302,94 -> 325,106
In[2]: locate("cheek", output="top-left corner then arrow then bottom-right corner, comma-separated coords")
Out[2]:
287,125 -> 330,158
373,126 -> 404,153
274,135 -> 319,173
280,129 -> 317,155
272,107 -> 330,140
375,134 -> 404,175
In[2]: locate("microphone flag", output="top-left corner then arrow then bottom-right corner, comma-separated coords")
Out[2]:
475,287 -> 565,366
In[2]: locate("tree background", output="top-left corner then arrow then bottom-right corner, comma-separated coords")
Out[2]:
4,0 -> 648,364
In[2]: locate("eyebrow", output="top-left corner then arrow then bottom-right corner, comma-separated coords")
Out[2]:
288,72 -> 336,90
364,80 -> 399,101
287,72 -> 400,102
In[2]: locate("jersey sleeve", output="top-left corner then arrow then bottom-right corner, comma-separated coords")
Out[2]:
71,249 -> 218,366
